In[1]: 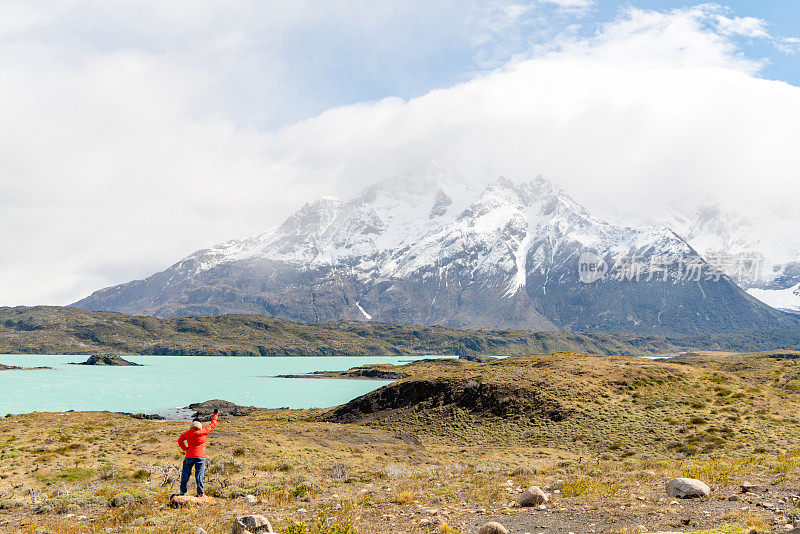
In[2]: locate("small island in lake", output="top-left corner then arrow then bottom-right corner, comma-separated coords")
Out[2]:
275,366 -> 410,380
71,354 -> 141,366
0,363 -> 51,371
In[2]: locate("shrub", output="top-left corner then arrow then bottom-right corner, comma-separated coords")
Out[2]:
330,463 -> 348,479
37,467 -> 95,484
261,461 -> 293,472
562,477 -> 619,498
294,484 -> 309,499
99,465 -> 116,480
0,499 -> 22,510
110,492 -> 135,507
94,486 -> 118,501
683,459 -> 744,485
284,522 -> 309,534
391,491 -> 414,504
283,515 -> 358,534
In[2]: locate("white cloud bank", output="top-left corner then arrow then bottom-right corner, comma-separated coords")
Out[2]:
1,3 -> 799,305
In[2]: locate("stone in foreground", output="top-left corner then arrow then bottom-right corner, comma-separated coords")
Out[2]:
518,486 -> 548,507
232,514 -> 273,534
666,478 -> 711,498
170,494 -> 217,506
479,522 -> 509,534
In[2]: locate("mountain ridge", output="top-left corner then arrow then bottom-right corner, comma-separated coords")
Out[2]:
73,174 -> 800,335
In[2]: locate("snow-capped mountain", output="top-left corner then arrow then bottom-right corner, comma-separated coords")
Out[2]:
665,204 -> 800,314
74,175 -> 799,335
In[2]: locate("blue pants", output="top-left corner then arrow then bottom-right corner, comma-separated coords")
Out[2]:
180,457 -> 205,495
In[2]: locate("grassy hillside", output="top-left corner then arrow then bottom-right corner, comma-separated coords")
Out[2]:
319,351 -> 800,457
2,305 -> 800,356
4,352 -> 800,533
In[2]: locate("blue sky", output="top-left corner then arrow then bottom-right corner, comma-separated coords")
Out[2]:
234,1 -> 800,129
201,0 -> 800,129
1,0 -> 799,305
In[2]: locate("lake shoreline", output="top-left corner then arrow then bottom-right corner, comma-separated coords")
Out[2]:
0,354 -> 420,416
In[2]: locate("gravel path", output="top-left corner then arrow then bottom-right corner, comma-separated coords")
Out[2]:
456,484 -> 800,533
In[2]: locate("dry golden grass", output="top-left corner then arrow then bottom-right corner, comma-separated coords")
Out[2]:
3,351 -> 800,532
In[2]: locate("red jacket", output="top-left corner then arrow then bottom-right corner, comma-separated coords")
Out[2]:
178,414 -> 218,458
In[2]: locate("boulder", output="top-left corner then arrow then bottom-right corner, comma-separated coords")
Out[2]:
169,494 -> 217,506
190,399 -> 255,421
243,494 -> 257,504
666,478 -> 711,498
232,515 -> 273,534
518,486 -> 548,507
479,522 -> 509,534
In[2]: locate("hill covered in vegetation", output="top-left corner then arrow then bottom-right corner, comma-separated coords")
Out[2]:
319,351 -> 800,457
3,305 -> 800,357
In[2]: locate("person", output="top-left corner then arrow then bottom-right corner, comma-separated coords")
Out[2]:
177,408 -> 218,496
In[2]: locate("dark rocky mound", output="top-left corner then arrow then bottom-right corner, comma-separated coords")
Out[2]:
343,368 -> 410,380
320,378 -> 570,424
120,412 -> 165,420
458,354 -> 500,363
72,354 -> 140,366
759,351 -> 800,359
0,363 -> 51,370
276,368 -> 409,380
189,399 -> 256,421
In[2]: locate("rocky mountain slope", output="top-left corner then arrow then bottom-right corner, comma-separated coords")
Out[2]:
73,175 -> 800,335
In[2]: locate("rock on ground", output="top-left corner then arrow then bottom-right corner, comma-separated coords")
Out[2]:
666,478 -> 711,498
169,494 -> 217,506
232,515 -> 273,534
479,522 -> 509,534
519,486 -> 549,507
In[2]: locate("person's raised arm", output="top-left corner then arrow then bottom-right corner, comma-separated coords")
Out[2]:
200,409 -> 218,435
177,430 -> 190,452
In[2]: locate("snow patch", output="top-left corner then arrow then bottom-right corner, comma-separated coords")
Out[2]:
505,233 -> 532,296
747,285 -> 800,313
355,301 -> 372,321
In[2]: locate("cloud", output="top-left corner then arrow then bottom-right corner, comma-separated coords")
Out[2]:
1,2 -> 799,306
714,15 -> 769,39
256,5 -> 800,249
685,4 -> 800,55
539,0 -> 594,12
777,37 -> 800,54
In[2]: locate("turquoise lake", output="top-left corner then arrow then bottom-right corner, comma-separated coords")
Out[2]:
0,355 -> 434,417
